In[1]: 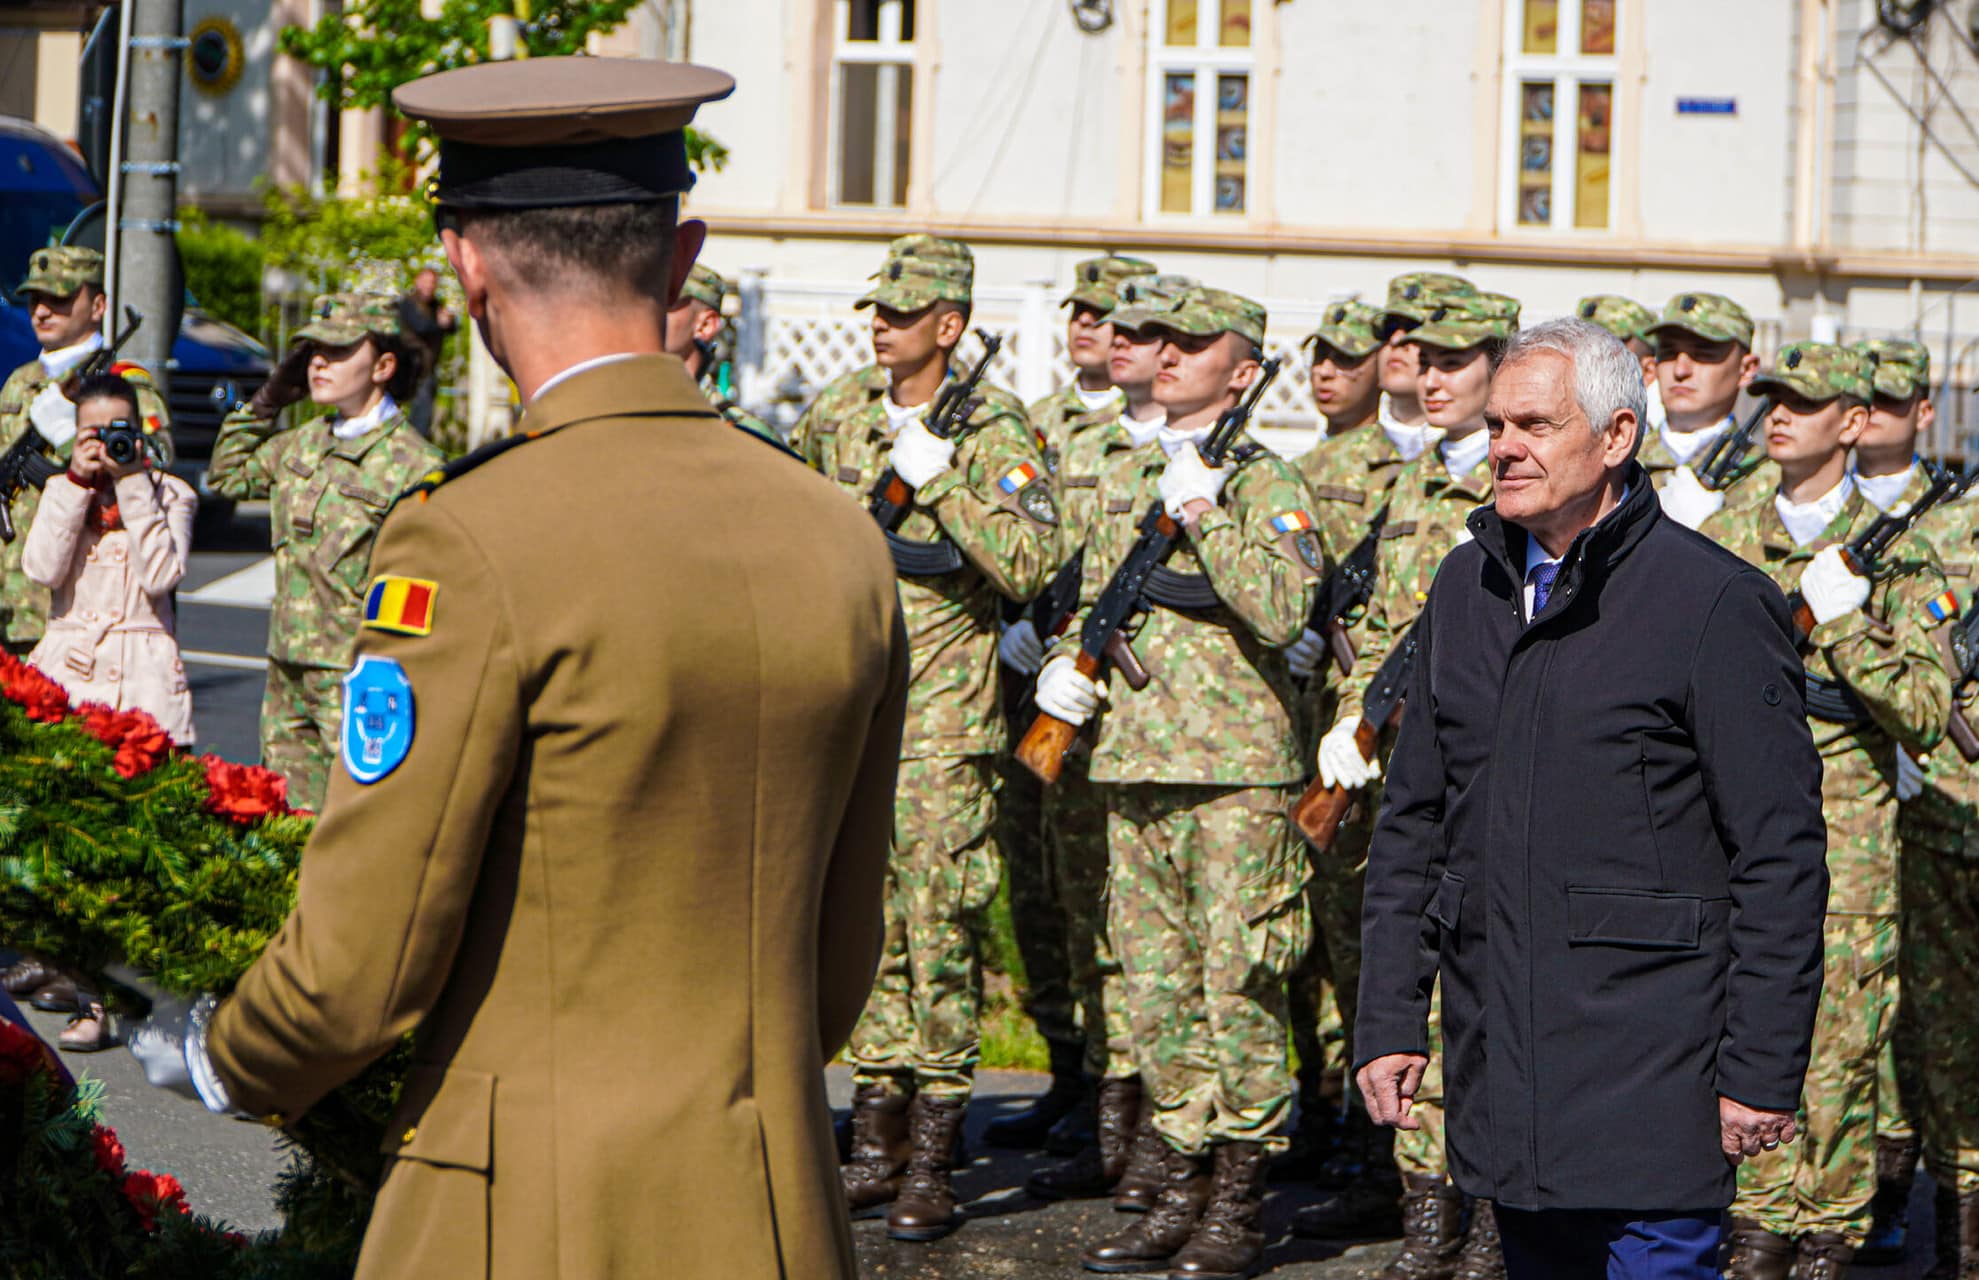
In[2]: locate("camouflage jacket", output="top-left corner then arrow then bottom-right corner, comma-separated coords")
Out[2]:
0,357 -> 172,646
813,381 -> 1061,760
1030,381 -> 1123,466
1052,433 -> 1324,787
208,402 -> 446,669
1701,488 -> 1952,914
1055,407 -> 1148,544
786,364 -> 888,466
1856,461 -> 1937,516
1638,414 -> 1776,503
1298,424 -> 1408,565
713,393 -> 779,445
1901,493 -> 1979,855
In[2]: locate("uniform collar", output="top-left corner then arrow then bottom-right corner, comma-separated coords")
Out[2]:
1761,482 -> 1866,557
39,331 -> 103,379
519,352 -> 715,437
1774,473 -> 1855,549
1659,411 -> 1734,466
327,401 -> 409,462
1851,458 -> 1922,515
532,352 -> 646,402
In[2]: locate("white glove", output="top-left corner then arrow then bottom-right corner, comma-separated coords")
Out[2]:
28,383 -> 77,446
125,1000 -> 199,1101
999,619 -> 1045,674
1035,654 -> 1107,726
1158,443 -> 1228,519
1317,712 -> 1380,790
1799,544 -> 1872,626
1286,628 -> 1328,680
1658,464 -> 1725,531
1897,748 -> 1925,802
888,416 -> 956,489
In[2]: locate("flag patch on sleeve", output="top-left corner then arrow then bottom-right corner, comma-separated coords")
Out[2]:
998,462 -> 1041,495
1269,511 -> 1315,535
1926,589 -> 1962,623
363,576 -> 438,636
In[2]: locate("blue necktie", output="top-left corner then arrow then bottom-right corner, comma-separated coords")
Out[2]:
1529,561 -> 1560,616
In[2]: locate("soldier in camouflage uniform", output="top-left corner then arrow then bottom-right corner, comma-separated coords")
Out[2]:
664,261 -> 777,442
1699,343 -> 1953,1279
1644,292 -> 1776,530
1299,292 -> 1520,1278
0,246 -> 172,654
1576,293 -> 1662,433
1033,286 -> 1323,1277
819,237 -> 1063,1242
1026,255 -> 1158,463
207,292 -> 445,813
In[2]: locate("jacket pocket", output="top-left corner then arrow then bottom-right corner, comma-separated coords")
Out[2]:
1566,886 -> 1701,950
1428,871 -> 1465,933
379,1063 -> 494,1171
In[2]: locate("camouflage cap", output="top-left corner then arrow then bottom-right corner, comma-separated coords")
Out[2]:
1062,255 -> 1159,314
1302,300 -> 1384,360
857,236 -> 973,311
1750,342 -> 1874,404
14,246 -> 104,300
1575,294 -> 1655,344
1648,291 -> 1755,349
1853,337 -> 1932,400
1135,285 -> 1268,349
1380,271 -> 1479,331
1408,292 -> 1522,351
680,262 -> 727,311
1108,274 -> 1201,334
295,292 -> 404,346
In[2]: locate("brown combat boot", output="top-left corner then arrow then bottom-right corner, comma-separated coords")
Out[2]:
1029,1076 -> 1143,1200
1170,1140 -> 1268,1278
1925,1186 -> 1979,1280
1795,1231 -> 1854,1280
1453,1200 -> 1506,1280
1722,1215 -> 1795,1280
1856,1134 -> 1920,1265
1375,1174 -> 1467,1280
1081,1138 -> 1212,1273
886,1093 -> 968,1242
1113,1111 -> 1168,1213
838,1083 -> 912,1218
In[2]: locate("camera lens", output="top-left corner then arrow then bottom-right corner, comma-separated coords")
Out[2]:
103,430 -> 137,465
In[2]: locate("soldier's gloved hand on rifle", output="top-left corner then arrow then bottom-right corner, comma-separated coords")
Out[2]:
1157,443 -> 1228,520
888,415 -> 957,489
1897,748 -> 1926,801
248,343 -> 314,420
1285,628 -> 1328,680
999,619 -> 1045,674
126,991 -> 242,1116
1799,544 -> 1872,626
1658,464 -> 1725,531
27,383 -> 78,447
1035,654 -> 1107,725
1317,712 -> 1379,790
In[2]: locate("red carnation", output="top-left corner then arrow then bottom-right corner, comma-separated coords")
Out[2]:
0,1018 -> 60,1087
201,756 -> 291,823
0,652 -> 71,724
90,1125 -> 127,1178
76,704 -> 172,778
121,1169 -> 188,1231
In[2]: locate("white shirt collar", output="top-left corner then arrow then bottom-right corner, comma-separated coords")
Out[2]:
1852,459 -> 1918,516
1377,393 -> 1440,462
1120,407 -> 1166,449
1775,474 -> 1855,548
1076,385 -> 1123,412
530,352 -> 644,403
1438,429 -> 1491,479
332,393 -> 399,440
1156,419 -> 1216,458
882,394 -> 930,436
39,331 -> 104,379
1643,380 -> 1667,435
1659,410 -> 1734,466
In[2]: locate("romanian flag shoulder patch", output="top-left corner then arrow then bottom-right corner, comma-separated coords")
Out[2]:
1269,511 -> 1315,536
1926,589 -> 1962,623
997,462 -> 1041,495
107,361 -> 152,384
363,576 -> 438,636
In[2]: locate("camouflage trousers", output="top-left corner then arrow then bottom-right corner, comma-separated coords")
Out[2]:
1899,836 -> 1979,1193
1735,912 -> 1899,1244
848,755 -> 1001,1101
261,660 -> 344,814
1393,980 -> 1448,1177
994,744 -> 1080,1057
1045,759 -> 1135,1081
1290,777 -> 1379,1100
1102,781 -> 1310,1154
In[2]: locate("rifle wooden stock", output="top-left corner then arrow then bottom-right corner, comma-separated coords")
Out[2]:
1290,719 -> 1379,851
1015,652 -> 1104,784
1324,620 -> 1357,677
1950,709 -> 1979,764
878,472 -> 912,511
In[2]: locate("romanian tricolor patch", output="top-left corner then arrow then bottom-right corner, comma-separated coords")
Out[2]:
998,462 -> 1041,495
1269,511 -> 1316,535
363,576 -> 438,636
1926,589 -> 1962,623
107,361 -> 152,384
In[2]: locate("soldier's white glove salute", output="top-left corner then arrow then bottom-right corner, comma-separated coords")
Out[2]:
999,619 -> 1045,674
28,383 -> 78,446
1658,465 -> 1724,531
1897,748 -> 1926,802
1285,628 -> 1328,680
888,416 -> 956,489
1035,654 -> 1106,725
1317,712 -> 1379,790
1158,443 -> 1228,518
1799,544 -> 1872,626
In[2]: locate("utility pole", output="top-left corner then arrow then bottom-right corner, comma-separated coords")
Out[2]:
118,0 -> 184,389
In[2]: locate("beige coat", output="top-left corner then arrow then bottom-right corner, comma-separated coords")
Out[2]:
23,471 -> 196,743
207,355 -> 909,1279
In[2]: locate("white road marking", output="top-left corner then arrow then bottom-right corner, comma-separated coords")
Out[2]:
182,650 -> 269,670
182,556 -> 276,608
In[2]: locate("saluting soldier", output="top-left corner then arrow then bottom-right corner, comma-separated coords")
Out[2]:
1033,285 -> 1324,1278
1026,255 -> 1158,463
823,235 -> 1063,1242
1644,292 -> 1774,527
665,260 -> 777,441
1700,344 -> 1952,1279
0,246 -> 171,655
1300,292 -> 1521,1277
207,291 -> 445,812
129,56 -> 910,1280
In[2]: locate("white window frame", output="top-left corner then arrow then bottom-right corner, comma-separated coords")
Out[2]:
829,0 -> 915,210
1497,0 -> 1619,234
1142,0 -> 1257,221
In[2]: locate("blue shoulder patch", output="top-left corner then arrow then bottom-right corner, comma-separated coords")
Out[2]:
341,655 -> 416,784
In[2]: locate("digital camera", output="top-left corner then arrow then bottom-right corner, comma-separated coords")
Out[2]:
98,420 -> 149,466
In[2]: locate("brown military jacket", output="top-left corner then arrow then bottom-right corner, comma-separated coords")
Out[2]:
207,355 -> 910,1280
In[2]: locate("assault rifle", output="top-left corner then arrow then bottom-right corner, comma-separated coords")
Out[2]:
867,331 -> 1004,533
1304,504 -> 1388,677
1692,397 -> 1772,492
0,308 -> 144,543
1289,628 -> 1419,849
1030,547 -> 1086,642
1785,461 -> 1968,648
1014,358 -> 1281,784
1944,602 -> 1979,762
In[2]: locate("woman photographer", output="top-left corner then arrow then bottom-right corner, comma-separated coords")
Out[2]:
207,291 -> 444,812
